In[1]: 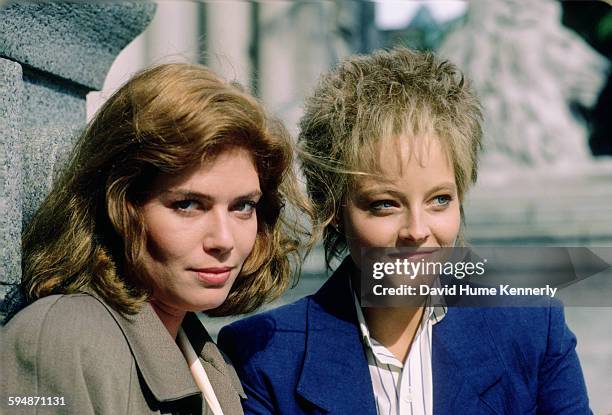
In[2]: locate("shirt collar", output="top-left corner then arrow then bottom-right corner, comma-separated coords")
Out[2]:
349,276 -> 447,350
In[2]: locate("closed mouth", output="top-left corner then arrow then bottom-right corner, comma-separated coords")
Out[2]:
387,249 -> 439,260
191,267 -> 233,273
190,266 -> 235,285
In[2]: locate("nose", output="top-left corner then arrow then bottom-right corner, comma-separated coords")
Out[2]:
202,209 -> 234,256
398,209 -> 430,244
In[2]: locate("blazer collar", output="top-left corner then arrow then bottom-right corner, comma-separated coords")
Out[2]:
91,296 -> 244,406
296,258 -> 377,414
296,258 -> 510,414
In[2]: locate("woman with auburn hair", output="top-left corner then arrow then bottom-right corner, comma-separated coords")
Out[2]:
218,48 -> 590,414
2,63 -> 307,415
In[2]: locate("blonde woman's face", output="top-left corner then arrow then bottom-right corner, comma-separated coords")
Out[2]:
342,136 -> 460,269
141,148 -> 261,313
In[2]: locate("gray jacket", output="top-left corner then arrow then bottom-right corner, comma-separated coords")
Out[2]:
1,294 -> 245,414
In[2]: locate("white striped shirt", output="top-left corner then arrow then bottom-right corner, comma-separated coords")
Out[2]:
352,290 -> 446,415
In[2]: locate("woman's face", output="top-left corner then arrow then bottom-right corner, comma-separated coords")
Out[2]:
140,147 -> 261,313
342,136 -> 460,269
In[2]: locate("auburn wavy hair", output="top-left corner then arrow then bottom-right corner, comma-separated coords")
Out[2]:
298,47 -> 483,265
23,63 -> 309,316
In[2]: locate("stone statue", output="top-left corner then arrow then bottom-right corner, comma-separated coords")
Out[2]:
439,0 -> 608,171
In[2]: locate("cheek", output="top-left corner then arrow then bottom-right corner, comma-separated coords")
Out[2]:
433,205 -> 461,244
147,229 -> 180,261
144,211 -> 193,262
344,209 -> 396,248
234,219 -> 259,258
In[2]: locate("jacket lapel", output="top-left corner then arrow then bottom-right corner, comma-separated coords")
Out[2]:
95,295 -> 244,414
432,307 -> 509,414
293,259 -> 514,415
296,259 -> 377,415
92,296 -> 202,403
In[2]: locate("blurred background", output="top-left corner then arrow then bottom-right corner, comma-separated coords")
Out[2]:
2,0 -> 609,412
95,1 -> 612,412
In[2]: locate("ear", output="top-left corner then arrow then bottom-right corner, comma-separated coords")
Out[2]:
330,210 -> 343,233
330,195 -> 349,233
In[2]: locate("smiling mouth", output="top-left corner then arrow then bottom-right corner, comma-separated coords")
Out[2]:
387,249 -> 440,261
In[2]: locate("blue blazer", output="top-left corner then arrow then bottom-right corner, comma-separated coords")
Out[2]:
218,259 -> 590,414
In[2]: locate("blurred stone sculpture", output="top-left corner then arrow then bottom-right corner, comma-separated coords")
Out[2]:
439,0 -> 608,171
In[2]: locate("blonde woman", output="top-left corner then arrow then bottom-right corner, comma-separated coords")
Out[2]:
219,48 -> 590,414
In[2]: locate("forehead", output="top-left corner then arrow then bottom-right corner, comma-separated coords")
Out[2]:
149,147 -> 260,195
350,135 -> 454,187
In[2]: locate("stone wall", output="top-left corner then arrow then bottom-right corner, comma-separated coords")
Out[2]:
0,1 -> 155,322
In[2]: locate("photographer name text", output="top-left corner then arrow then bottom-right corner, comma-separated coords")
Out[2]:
373,284 -> 558,298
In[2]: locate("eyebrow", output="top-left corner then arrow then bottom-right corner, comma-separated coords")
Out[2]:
164,189 -> 263,201
356,188 -> 404,200
355,182 -> 457,200
426,182 -> 458,195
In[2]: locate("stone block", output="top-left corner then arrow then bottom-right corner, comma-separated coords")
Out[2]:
0,58 -> 23,287
22,69 -> 87,127
0,2 -> 156,90
22,125 -> 80,227
0,2 -> 156,322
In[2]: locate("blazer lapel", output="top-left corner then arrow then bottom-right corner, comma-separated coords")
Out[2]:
91,296 -> 202,403
95,295 -> 244,414
182,313 -> 246,415
296,259 -> 377,415
433,307 -> 510,414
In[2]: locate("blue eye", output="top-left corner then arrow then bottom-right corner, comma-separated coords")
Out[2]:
173,199 -> 198,211
370,200 -> 396,211
433,195 -> 452,206
234,200 -> 258,216
237,201 -> 256,212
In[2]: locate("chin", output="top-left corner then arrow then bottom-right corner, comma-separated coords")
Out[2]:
194,296 -> 228,312
178,285 -> 233,312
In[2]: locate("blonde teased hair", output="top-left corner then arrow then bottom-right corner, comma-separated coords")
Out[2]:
23,63 -> 309,316
298,47 -> 483,265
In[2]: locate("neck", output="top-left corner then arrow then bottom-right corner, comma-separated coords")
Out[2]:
150,300 -> 186,339
363,305 -> 425,362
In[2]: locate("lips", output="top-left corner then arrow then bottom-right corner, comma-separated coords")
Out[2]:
388,249 -> 439,260
190,266 -> 234,285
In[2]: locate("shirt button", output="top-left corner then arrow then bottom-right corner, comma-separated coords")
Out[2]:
404,386 -> 413,402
